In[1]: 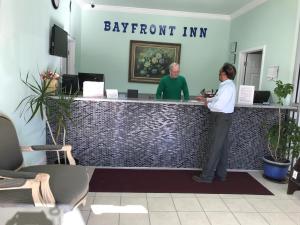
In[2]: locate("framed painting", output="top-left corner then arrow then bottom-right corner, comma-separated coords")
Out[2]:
128,40 -> 181,84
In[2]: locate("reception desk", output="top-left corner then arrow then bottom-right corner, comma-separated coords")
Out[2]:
47,97 -> 297,169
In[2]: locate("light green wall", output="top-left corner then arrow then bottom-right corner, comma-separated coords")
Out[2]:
230,0 -> 300,91
0,0 -> 81,165
79,11 -> 231,95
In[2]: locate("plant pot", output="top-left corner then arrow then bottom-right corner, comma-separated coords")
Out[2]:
283,94 -> 291,106
46,79 -> 58,95
263,156 -> 290,181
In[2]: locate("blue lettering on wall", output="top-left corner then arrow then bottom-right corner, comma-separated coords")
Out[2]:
190,27 -> 197,37
140,24 -> 147,34
103,20 -> 207,39
149,24 -> 156,34
131,23 -> 138,33
104,21 -> 111,31
121,22 -> 129,33
200,28 -> 207,38
112,22 -> 120,32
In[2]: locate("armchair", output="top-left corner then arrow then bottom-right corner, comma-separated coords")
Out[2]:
0,114 -> 89,211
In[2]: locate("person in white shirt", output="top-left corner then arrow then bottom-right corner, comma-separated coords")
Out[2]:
193,63 -> 236,183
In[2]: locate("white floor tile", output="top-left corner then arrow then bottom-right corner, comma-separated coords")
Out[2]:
287,212 -> 300,225
173,198 -> 202,211
147,197 -> 176,211
177,212 -> 210,225
247,198 -> 281,212
220,194 -> 245,199
223,198 -> 256,212
149,212 -> 180,225
121,192 -> 147,197
171,193 -> 196,198
205,212 -> 240,225
93,196 -> 121,205
147,193 -> 171,197
198,198 -> 229,212
95,192 -> 122,197
260,212 -> 297,225
87,212 -> 119,225
121,197 -> 148,210
195,194 -> 220,198
120,213 -> 150,225
234,212 -> 269,225
272,199 -> 300,212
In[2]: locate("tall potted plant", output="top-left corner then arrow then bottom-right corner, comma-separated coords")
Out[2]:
16,70 -> 76,149
263,80 -> 300,181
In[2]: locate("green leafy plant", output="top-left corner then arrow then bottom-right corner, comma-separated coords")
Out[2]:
274,80 -> 293,105
16,70 -> 76,145
266,80 -> 300,162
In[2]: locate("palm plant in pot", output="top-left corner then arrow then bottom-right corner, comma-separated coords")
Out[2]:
263,80 -> 300,181
16,70 -> 76,163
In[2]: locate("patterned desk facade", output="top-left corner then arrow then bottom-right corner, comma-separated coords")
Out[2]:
47,99 -> 281,169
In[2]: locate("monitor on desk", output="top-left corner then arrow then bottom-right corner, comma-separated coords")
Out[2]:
78,73 -> 105,92
62,74 -> 79,94
253,91 -> 271,103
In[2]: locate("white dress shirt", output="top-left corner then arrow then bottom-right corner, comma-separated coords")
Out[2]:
207,79 -> 236,113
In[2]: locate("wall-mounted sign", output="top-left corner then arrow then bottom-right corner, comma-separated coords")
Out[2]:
104,20 -> 208,38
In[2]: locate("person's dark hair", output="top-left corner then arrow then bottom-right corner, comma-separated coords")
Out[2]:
221,63 -> 236,80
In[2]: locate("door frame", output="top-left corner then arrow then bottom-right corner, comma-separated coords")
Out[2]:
237,45 -> 266,90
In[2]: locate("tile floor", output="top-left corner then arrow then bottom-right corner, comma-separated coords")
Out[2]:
2,168 -> 297,225
65,168 -> 300,225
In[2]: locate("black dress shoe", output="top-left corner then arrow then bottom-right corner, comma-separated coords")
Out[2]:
192,175 -> 212,183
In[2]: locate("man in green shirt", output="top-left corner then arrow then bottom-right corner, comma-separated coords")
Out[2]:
156,63 -> 190,100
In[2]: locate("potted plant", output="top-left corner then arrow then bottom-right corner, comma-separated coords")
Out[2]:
263,80 -> 300,181
16,70 -> 76,148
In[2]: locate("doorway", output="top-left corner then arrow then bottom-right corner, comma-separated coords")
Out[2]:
238,46 -> 265,90
61,37 -> 76,75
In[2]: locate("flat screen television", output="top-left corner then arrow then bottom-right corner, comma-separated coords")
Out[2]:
50,24 -> 68,58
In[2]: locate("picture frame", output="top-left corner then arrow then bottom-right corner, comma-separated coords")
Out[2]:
128,40 -> 181,84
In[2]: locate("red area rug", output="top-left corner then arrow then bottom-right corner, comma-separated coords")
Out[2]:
89,169 -> 273,195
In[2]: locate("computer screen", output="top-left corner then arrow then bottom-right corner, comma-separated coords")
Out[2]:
62,74 -> 79,94
253,91 -> 270,103
78,73 -> 105,92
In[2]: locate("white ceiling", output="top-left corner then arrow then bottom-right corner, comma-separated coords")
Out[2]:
81,0 -> 264,15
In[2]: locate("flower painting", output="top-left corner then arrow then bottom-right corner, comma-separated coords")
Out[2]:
128,40 -> 181,83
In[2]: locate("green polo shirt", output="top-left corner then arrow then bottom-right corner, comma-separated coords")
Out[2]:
156,75 -> 189,100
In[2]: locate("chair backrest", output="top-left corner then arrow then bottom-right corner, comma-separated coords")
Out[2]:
0,114 -> 23,170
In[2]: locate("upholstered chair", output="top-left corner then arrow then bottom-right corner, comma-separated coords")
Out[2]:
0,113 -> 89,211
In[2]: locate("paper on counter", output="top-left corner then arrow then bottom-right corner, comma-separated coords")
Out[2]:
83,81 -> 104,97
106,89 -> 119,99
237,85 -> 255,105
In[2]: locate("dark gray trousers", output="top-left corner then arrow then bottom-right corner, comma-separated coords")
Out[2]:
201,112 -> 233,181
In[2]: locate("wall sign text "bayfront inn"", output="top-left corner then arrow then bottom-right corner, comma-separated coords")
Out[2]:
104,21 -> 208,38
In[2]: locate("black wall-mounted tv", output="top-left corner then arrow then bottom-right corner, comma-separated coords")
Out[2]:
50,24 -> 68,58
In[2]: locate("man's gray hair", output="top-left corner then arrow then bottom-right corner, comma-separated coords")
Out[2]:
169,62 -> 179,71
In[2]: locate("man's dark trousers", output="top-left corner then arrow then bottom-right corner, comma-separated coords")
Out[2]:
201,111 -> 233,181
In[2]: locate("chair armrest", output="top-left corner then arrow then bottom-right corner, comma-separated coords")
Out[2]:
0,169 -> 37,179
0,178 -> 26,188
21,145 -> 63,151
0,173 -> 55,207
21,145 -> 76,165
